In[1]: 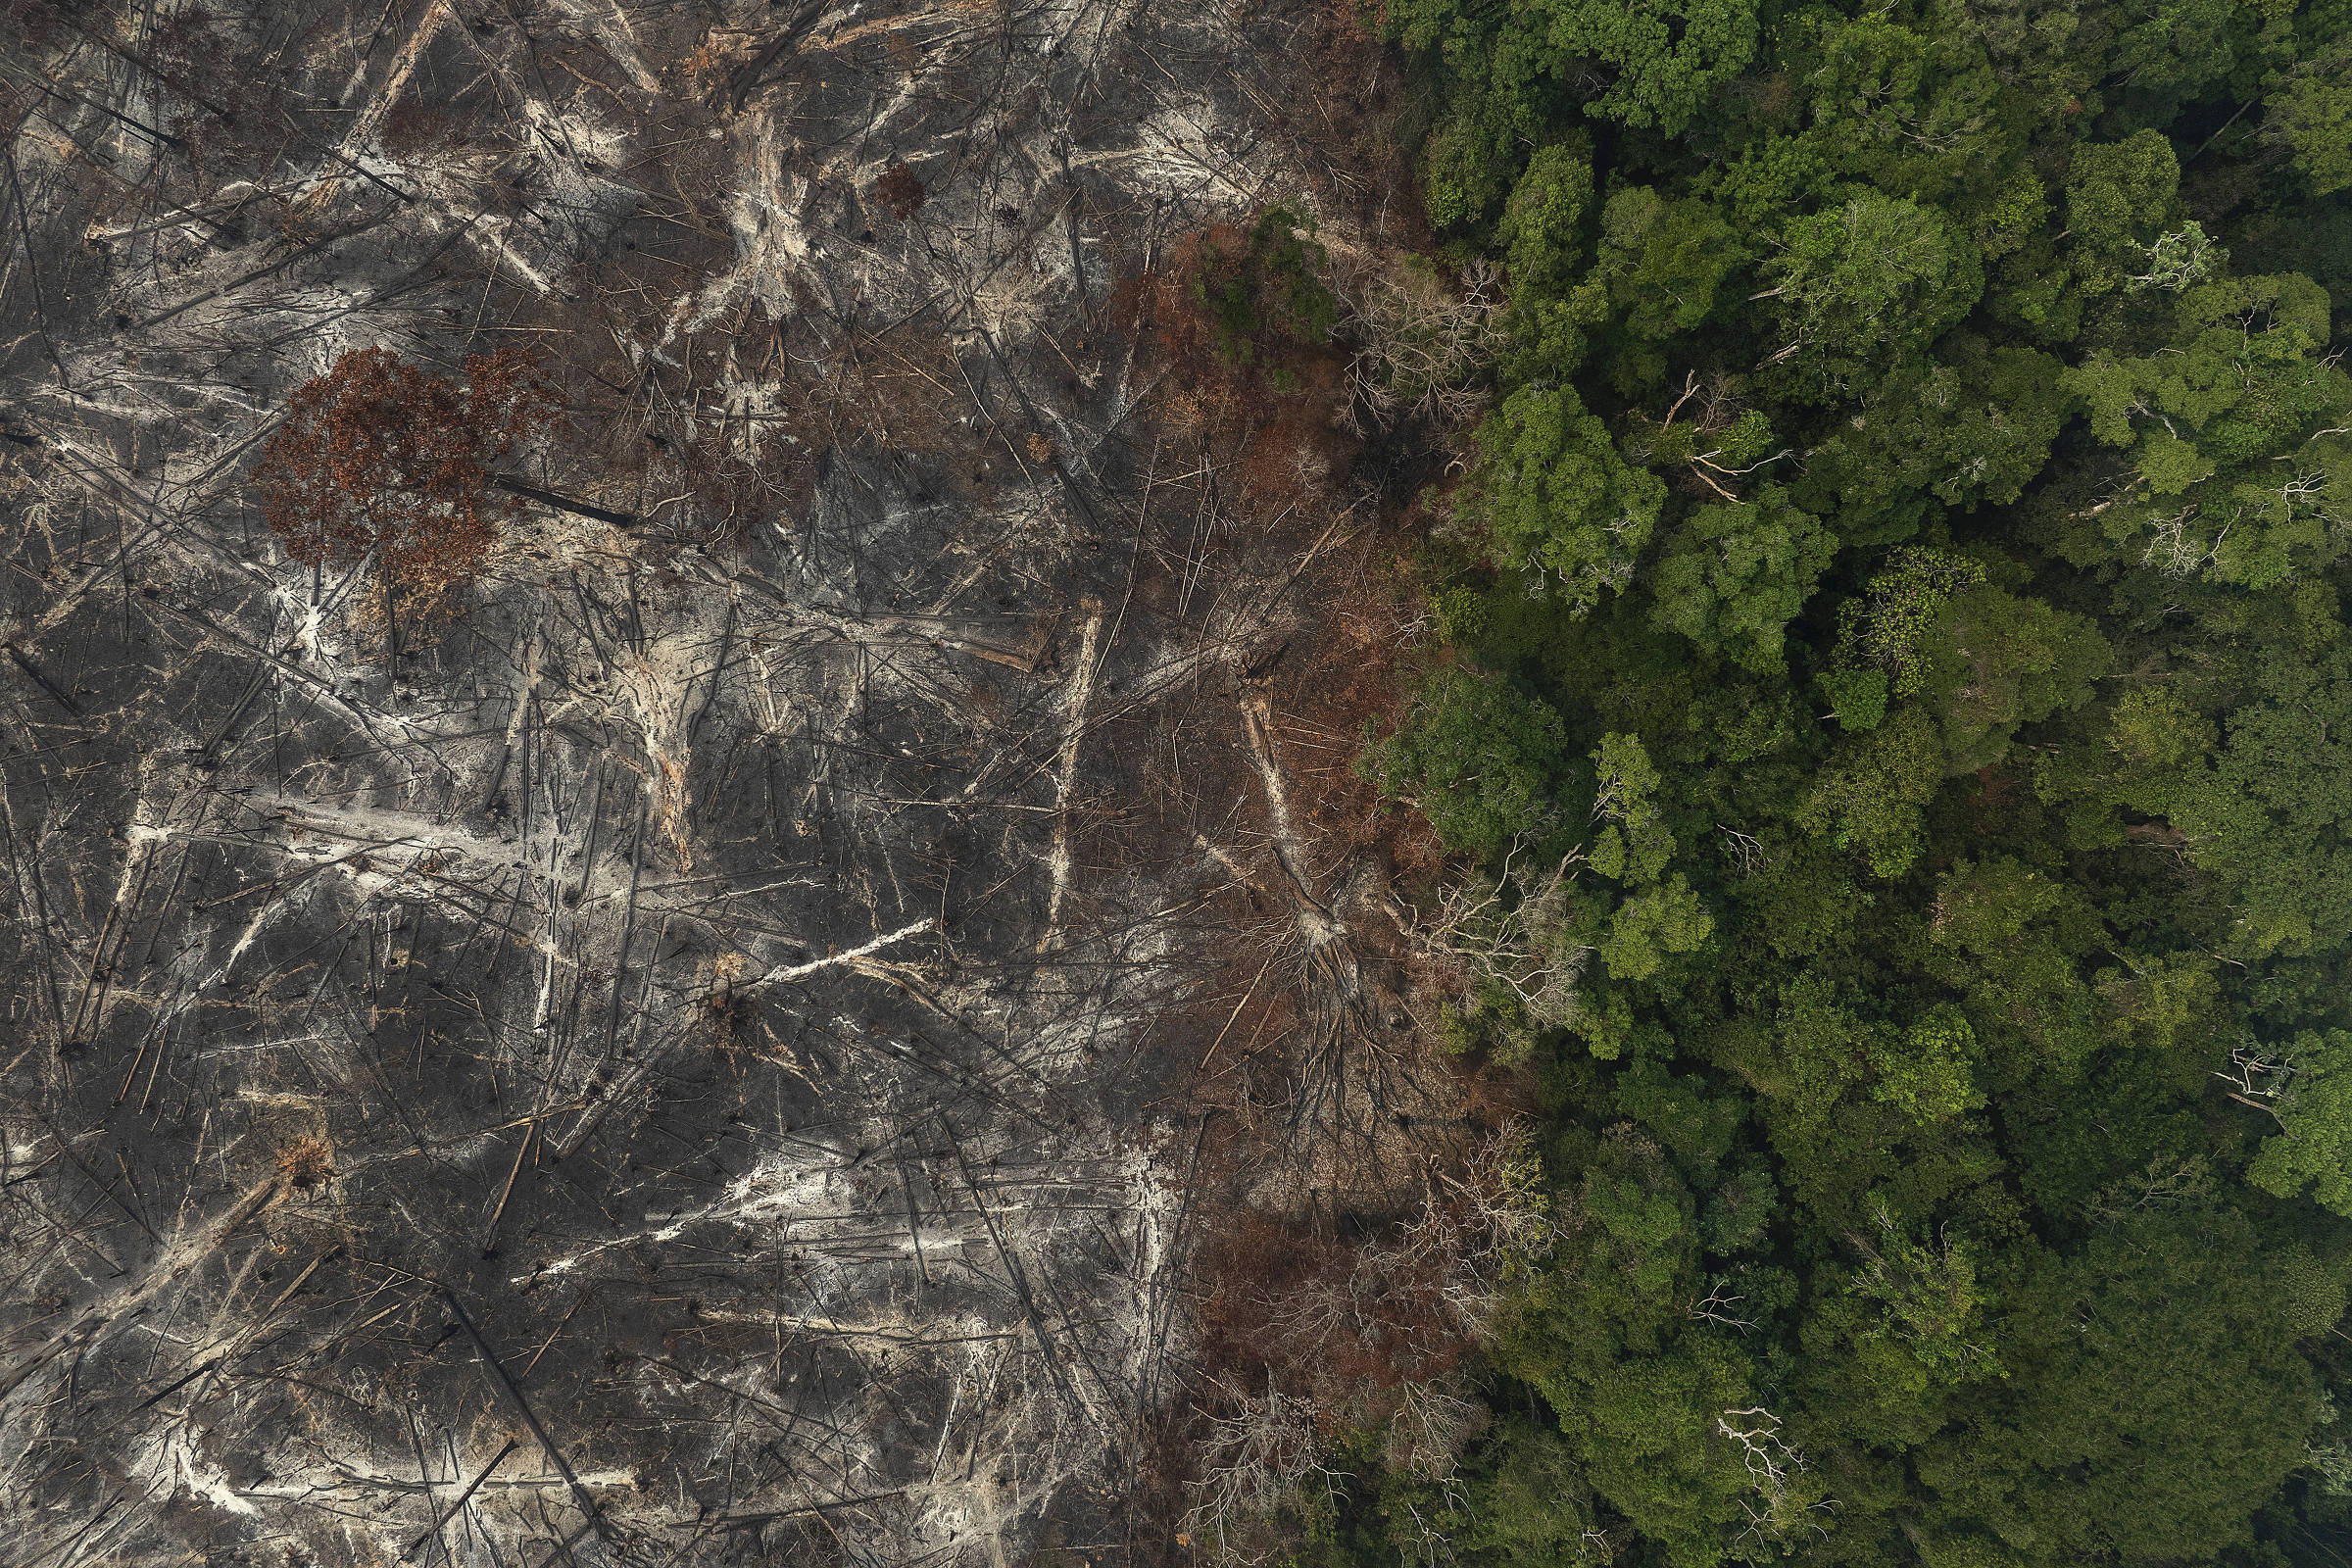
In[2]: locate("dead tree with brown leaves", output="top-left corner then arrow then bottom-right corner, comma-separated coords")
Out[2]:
251,347 -> 557,656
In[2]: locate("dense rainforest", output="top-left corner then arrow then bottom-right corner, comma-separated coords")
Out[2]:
1276,0 -> 2352,1562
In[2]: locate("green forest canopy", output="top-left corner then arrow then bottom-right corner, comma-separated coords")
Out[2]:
1330,0 -> 2352,1561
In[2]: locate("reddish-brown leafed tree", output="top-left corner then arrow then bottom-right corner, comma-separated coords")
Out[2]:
875,162 -> 925,220
253,346 -> 557,610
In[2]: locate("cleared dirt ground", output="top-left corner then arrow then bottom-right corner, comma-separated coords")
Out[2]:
0,1 -> 1472,1564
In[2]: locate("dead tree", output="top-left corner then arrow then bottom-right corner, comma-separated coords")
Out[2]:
251,347 -> 558,656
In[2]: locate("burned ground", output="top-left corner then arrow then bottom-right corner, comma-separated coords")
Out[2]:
0,1 -> 1464,1565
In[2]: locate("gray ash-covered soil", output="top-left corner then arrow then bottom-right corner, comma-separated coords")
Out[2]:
0,1 -> 1446,1564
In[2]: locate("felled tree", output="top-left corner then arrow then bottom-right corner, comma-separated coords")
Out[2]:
253,346 -> 557,644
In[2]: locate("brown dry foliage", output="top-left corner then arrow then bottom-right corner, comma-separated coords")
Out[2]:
563,289 -> 966,536
1195,1208 -> 1469,1434
150,5 -> 294,169
252,347 -> 558,601
885,29 -> 925,76
1176,1126 -> 1551,1562
1117,218 -> 1357,516
379,100 -> 458,161
876,161 -> 926,220
1,0 -> 63,48
275,1136 -> 335,1191
673,416 -> 794,538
